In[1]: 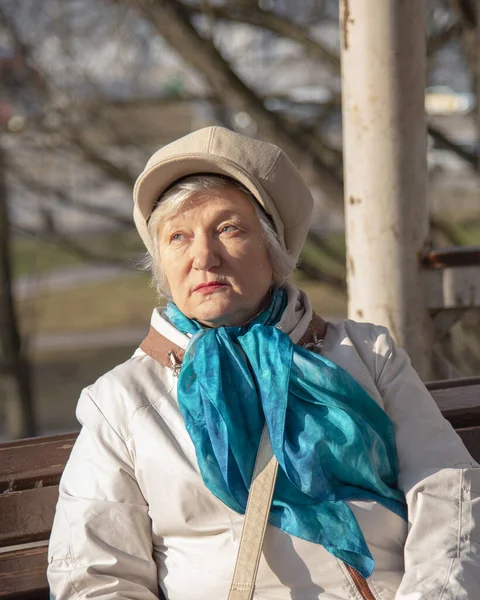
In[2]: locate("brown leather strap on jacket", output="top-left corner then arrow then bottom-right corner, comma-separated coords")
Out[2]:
140,326 -> 185,369
297,312 -> 327,349
140,312 -> 328,370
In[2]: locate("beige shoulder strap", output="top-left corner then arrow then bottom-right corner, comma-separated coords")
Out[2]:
226,312 -> 327,600
227,427 -> 278,600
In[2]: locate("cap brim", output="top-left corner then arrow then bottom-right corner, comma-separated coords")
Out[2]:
133,153 -> 285,247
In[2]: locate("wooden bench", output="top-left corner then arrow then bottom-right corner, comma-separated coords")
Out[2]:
1,378 -> 479,600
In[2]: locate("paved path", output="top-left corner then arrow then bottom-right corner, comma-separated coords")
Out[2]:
14,264 -> 137,299
33,326 -> 147,352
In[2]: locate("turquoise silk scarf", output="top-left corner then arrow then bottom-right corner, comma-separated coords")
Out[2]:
164,289 -> 406,578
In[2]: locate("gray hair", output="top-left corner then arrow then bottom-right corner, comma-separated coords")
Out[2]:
139,175 -> 296,299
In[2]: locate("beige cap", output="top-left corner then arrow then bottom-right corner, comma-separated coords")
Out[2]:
133,126 -> 313,260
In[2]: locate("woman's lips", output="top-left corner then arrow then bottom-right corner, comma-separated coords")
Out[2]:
193,282 -> 229,294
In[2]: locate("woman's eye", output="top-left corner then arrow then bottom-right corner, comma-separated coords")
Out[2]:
219,225 -> 237,234
170,232 -> 184,242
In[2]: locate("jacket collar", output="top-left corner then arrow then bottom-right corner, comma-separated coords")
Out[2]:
141,284 -> 325,372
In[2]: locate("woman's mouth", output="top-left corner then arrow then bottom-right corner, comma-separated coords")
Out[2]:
193,282 -> 229,294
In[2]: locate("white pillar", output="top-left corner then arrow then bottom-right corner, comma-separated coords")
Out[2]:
340,0 -> 432,378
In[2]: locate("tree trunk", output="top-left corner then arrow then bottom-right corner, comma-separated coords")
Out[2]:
0,144 -> 36,439
340,0 -> 433,379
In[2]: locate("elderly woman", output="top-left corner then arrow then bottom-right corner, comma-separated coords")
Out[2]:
48,127 -> 479,600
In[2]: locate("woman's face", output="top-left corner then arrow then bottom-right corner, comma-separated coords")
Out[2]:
157,185 -> 274,327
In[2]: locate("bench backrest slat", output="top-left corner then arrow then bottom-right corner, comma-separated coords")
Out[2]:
425,376 -> 480,391
0,546 -> 49,600
0,487 -> 59,547
0,434 -> 76,494
430,384 -> 480,429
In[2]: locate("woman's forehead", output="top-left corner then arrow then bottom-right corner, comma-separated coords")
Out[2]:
165,187 -> 257,221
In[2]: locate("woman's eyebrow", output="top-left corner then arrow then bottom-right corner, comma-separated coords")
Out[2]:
168,210 -> 245,227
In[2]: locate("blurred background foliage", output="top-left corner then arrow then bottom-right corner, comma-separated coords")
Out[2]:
0,0 -> 479,439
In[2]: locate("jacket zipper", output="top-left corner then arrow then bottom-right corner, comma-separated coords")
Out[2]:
345,565 -> 377,600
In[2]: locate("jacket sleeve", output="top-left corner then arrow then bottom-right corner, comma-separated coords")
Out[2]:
373,328 -> 480,600
47,389 -> 160,599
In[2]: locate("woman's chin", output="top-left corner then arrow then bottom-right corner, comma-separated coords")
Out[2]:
181,287 -> 271,327
194,309 -> 240,328
190,299 -> 250,328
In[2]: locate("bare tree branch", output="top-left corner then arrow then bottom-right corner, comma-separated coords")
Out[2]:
181,2 -> 341,70
1,5 -> 138,189
130,0 -> 344,209
426,20 -> 462,54
0,5 -> 49,99
181,2 -> 462,70
454,0 -> 477,27
177,1 -> 475,173
428,123 -> 479,170
65,128 -> 137,187
7,160 -> 134,227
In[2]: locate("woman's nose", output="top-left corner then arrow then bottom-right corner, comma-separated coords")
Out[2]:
192,235 -> 221,270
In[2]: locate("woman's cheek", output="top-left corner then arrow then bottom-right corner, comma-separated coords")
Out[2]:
232,238 -> 259,257
165,244 -> 188,261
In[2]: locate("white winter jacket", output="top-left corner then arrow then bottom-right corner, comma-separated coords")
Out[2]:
47,285 -> 480,599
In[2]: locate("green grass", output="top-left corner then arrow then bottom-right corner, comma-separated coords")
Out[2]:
18,274 -> 159,337
453,223 -> 480,246
13,236 -> 87,276
300,234 -> 346,280
431,218 -> 480,248
12,229 -> 145,277
293,274 -> 347,317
